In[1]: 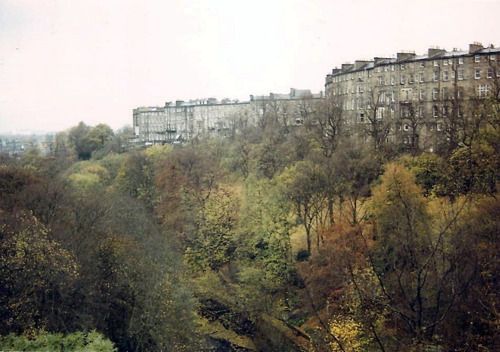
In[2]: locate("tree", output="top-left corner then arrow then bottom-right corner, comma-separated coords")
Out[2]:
0,211 -> 78,334
280,160 -> 328,255
441,196 -> 500,351
185,187 -> 239,272
398,100 -> 426,154
402,153 -> 445,197
334,149 -> 382,225
305,94 -> 344,158
115,150 -> 159,209
84,124 -> 115,159
235,175 -> 295,319
68,122 -> 93,160
441,140 -> 499,196
358,163 -> 472,349
365,90 -> 393,150
67,122 -> 115,160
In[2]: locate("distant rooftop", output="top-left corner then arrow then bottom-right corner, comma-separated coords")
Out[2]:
328,42 -> 500,76
251,88 -> 323,101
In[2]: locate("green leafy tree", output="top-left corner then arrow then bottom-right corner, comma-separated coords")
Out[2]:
185,187 -> 239,271
360,163 -> 472,349
402,153 -> 445,197
84,124 -> 115,159
441,140 -> 499,196
0,211 -> 79,334
68,122 -> 93,160
279,160 -> 328,255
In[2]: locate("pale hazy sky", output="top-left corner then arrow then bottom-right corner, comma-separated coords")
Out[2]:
1,0 -> 499,133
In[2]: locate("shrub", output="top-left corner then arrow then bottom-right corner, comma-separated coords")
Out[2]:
0,331 -> 116,352
296,249 -> 310,262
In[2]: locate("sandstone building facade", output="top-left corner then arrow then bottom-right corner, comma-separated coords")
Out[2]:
325,42 -> 500,151
133,89 -> 322,144
134,42 -> 498,151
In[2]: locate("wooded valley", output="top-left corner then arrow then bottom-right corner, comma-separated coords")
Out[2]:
1,96 -> 500,351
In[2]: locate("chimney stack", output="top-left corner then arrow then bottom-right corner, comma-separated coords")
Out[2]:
469,42 -> 483,53
428,47 -> 446,57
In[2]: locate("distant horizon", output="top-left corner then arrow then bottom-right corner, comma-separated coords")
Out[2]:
0,124 -> 133,136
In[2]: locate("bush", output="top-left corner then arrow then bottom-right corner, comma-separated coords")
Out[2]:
296,249 -> 310,262
0,331 -> 116,352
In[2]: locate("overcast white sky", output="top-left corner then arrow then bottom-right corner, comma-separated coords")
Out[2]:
1,0 -> 499,133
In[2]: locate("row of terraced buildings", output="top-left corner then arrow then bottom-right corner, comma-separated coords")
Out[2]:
133,42 -> 499,151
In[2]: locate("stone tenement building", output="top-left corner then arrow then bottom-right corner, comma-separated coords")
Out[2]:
325,42 -> 500,151
133,98 -> 252,143
133,89 -> 323,143
134,42 -> 499,150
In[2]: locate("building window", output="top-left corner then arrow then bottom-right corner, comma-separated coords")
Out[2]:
477,85 -> 490,97
433,71 -> 439,82
433,88 -> 438,100
419,89 -> 425,101
475,55 -> 480,63
420,61 -> 425,68
458,69 -> 464,80
378,91 -> 386,104
442,87 -> 448,99
433,106 -> 439,118
434,60 -> 439,67
451,70 -> 455,79
404,124 -> 409,131
443,59 -> 448,66
419,72 -> 424,83
401,89 -> 411,101
443,70 -> 449,81
475,68 -> 481,79
400,75 -> 405,85
459,57 -> 464,65
391,65 -> 395,71
400,63 -> 405,70
391,91 -> 396,102
490,55 -> 496,61
488,67 -> 493,78
391,75 -> 396,85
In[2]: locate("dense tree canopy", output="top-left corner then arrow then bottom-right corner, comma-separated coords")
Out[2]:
1,97 -> 499,352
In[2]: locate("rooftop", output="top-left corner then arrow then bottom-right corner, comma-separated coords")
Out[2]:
328,42 -> 500,76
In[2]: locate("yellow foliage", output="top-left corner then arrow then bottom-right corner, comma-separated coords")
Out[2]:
329,316 -> 371,352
